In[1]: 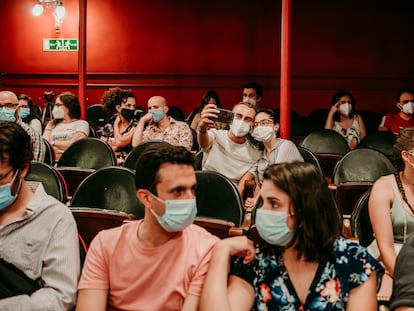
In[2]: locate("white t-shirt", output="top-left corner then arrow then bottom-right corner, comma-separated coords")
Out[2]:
46,119 -> 90,153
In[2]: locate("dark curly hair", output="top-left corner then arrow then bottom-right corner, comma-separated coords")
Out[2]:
101,87 -> 136,116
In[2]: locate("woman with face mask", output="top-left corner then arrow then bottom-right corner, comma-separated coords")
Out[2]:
100,87 -> 141,165
42,92 -> 89,161
200,162 -> 384,311
368,127 -> 414,298
324,90 -> 367,149
245,109 -> 303,210
17,94 -> 42,135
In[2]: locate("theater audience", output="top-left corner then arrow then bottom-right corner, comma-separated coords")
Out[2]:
42,92 -> 89,161
197,101 -> 261,196
0,91 -> 45,162
324,90 -> 367,149
0,121 -> 80,310
76,143 -> 219,311
132,95 -> 193,150
200,162 -> 384,311
17,93 -> 42,135
245,109 -> 303,210
379,89 -> 414,134
100,87 -> 139,165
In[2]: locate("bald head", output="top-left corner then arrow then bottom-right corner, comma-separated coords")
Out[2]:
0,91 -> 19,106
147,96 -> 167,109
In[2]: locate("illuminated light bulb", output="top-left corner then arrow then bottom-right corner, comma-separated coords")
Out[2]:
55,5 -> 66,19
32,3 -> 44,16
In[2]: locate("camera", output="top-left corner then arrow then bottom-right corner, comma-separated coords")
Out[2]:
133,108 -> 144,120
121,108 -> 144,121
215,108 -> 234,124
43,91 -> 56,103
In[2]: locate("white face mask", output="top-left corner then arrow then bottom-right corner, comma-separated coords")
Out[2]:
52,106 -> 65,119
251,126 -> 274,142
338,103 -> 352,116
243,97 -> 257,106
402,102 -> 414,115
230,119 -> 251,137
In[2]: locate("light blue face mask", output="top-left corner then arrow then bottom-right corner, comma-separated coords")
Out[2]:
255,208 -> 295,246
0,170 -> 20,211
18,108 -> 30,119
0,107 -> 16,122
149,109 -> 164,123
149,192 -> 197,232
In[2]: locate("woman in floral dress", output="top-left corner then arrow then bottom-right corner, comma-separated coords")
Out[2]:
200,162 -> 384,311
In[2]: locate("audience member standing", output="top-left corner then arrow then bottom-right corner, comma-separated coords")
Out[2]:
0,121 -> 80,310
42,92 -> 89,161
132,96 -> 193,150
379,89 -> 414,134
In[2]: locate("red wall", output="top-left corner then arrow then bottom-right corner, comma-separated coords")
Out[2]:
1,0 -> 413,121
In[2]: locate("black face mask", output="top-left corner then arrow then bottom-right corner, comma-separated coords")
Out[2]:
121,108 -> 134,120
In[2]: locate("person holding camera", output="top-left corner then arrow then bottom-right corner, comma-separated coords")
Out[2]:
132,95 -> 193,151
100,87 -> 141,165
42,92 -> 89,161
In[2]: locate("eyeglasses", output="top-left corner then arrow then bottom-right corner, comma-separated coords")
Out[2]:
0,103 -> 18,109
253,118 -> 274,127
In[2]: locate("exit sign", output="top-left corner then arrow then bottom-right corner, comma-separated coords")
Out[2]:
43,39 -> 78,51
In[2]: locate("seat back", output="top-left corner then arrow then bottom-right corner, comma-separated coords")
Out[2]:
357,131 -> 396,160
71,207 -> 135,247
335,182 -> 373,216
123,140 -> 164,171
57,137 -> 116,170
297,146 -> 322,173
86,104 -> 110,133
26,161 -> 67,203
193,150 -> 203,171
351,188 -> 374,247
43,139 -> 56,166
195,170 -> 244,227
332,148 -> 394,184
70,166 -> 145,219
57,167 -> 95,198
299,129 -> 350,155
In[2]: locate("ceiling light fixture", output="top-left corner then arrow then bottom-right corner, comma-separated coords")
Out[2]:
32,0 -> 66,34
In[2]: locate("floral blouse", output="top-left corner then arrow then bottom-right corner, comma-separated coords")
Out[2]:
231,237 -> 384,311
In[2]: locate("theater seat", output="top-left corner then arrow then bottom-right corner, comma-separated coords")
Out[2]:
351,189 -> 374,247
297,146 -> 322,173
123,140 -> 163,171
357,131 -> 396,160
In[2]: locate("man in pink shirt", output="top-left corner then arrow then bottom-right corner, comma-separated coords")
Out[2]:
379,89 -> 414,134
76,143 -> 219,311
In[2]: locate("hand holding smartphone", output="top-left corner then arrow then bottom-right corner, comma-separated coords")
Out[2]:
215,108 -> 234,124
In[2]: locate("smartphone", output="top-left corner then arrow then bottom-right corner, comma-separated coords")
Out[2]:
215,108 -> 234,124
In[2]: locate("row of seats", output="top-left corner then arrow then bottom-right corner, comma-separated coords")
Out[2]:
26,161 -> 245,227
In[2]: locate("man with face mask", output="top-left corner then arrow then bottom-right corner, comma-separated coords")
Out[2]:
379,89 -> 414,134
0,121 -> 80,310
132,96 -> 193,150
77,143 -> 219,311
242,82 -> 263,108
197,101 -> 261,195
0,91 -> 45,162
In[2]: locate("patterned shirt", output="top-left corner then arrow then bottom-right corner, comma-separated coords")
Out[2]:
143,117 -> 193,150
231,237 -> 384,311
17,119 -> 45,162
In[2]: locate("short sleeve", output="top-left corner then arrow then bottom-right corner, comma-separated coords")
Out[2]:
76,120 -> 90,136
336,238 -> 384,291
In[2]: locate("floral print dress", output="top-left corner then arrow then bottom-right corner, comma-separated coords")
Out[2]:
231,237 -> 384,311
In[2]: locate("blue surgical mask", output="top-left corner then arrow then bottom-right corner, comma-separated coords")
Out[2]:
0,107 -> 16,122
149,109 -> 164,123
149,192 -> 197,232
255,208 -> 295,246
0,170 -> 21,211
18,108 -> 30,119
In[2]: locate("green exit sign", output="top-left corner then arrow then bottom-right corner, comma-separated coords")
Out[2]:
43,38 -> 78,51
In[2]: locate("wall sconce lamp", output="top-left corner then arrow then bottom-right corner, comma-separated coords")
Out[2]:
32,0 -> 66,34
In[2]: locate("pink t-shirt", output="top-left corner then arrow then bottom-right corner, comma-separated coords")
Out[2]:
78,220 -> 219,311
